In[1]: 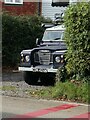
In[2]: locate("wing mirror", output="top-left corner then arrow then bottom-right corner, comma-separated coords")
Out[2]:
36,38 -> 41,46
36,38 -> 39,45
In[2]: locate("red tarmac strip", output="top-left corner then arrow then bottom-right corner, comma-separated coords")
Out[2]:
66,112 -> 90,120
15,104 -> 79,118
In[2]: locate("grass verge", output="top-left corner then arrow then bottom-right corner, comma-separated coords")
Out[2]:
0,86 -> 16,91
1,81 -> 89,104
28,81 -> 90,104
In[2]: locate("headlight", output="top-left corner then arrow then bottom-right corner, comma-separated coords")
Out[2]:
55,56 -> 60,63
25,55 -> 30,62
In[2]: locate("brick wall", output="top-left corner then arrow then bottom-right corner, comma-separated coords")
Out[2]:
2,2 -> 41,15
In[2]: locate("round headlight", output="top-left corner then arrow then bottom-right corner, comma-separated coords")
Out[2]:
55,56 -> 60,63
25,55 -> 30,62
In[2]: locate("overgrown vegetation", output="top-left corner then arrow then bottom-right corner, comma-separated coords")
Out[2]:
2,81 -> 89,103
63,2 -> 90,81
54,2 -> 90,103
52,81 -> 89,103
0,86 -> 16,91
2,12 -> 52,67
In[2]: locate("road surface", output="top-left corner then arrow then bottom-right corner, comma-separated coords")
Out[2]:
1,72 -> 90,119
1,96 -> 90,119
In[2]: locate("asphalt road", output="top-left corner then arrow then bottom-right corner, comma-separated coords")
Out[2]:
1,96 -> 89,119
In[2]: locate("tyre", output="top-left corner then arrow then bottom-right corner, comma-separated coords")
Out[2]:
40,73 -> 55,86
23,71 -> 39,85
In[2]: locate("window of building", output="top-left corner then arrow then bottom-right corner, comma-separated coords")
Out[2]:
4,0 -> 23,4
52,0 -> 69,6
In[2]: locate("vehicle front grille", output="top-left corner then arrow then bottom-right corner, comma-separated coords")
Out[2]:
34,50 -> 53,65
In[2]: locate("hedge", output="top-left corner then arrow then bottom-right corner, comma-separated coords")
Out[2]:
64,2 -> 90,80
2,12 -> 51,67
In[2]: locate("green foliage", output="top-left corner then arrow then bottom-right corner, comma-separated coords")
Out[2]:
56,66 -> 67,82
2,81 -> 89,103
35,88 -> 52,99
77,81 -> 89,103
51,81 -> 89,103
64,2 -> 90,80
2,12 -> 51,67
1,85 -> 16,91
28,81 -> 89,103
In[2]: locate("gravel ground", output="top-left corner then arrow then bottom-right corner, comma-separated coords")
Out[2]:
1,71 -> 48,98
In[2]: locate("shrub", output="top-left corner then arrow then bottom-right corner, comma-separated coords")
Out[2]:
55,66 -> 67,82
51,82 -> 66,98
77,81 -> 89,103
51,81 -> 89,103
64,2 -> 90,80
2,12 -> 52,67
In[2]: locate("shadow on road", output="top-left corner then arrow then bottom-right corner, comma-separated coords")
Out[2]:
2,71 -> 55,86
2,72 -> 24,82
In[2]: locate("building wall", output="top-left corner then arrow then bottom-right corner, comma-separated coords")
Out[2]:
2,2 -> 41,15
42,0 -> 66,21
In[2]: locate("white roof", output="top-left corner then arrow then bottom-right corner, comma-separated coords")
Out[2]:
46,25 -> 65,31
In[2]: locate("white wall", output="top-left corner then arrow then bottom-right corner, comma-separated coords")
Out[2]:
42,0 -> 66,21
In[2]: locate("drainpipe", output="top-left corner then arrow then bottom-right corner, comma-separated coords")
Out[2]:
37,2 -> 41,16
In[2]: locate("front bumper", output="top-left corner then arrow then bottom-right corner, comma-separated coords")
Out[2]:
19,65 -> 58,73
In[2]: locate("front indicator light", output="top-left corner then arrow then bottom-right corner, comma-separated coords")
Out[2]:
21,57 -> 24,62
61,55 -> 63,58
61,60 -> 64,63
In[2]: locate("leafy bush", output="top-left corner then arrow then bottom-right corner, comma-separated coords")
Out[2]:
64,2 -> 90,80
51,81 -> 89,103
77,81 -> 89,103
31,81 -> 89,103
56,66 -> 67,82
2,12 -> 52,67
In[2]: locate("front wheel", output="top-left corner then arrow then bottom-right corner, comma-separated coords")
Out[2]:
23,71 -> 39,85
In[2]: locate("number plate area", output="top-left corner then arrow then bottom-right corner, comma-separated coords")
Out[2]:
33,68 -> 48,73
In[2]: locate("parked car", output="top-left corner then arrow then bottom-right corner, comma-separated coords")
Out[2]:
18,24 -> 67,85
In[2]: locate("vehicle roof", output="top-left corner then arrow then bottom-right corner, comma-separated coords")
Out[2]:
46,25 -> 65,31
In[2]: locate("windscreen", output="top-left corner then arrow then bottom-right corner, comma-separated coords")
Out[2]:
42,30 -> 64,41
